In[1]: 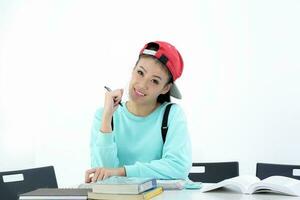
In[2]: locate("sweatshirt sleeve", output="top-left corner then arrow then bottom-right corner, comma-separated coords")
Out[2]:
90,108 -> 120,168
124,105 -> 192,179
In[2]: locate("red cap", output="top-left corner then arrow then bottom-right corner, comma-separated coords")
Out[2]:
140,41 -> 184,81
139,41 -> 184,99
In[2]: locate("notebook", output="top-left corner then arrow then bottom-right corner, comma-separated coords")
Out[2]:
19,188 -> 91,200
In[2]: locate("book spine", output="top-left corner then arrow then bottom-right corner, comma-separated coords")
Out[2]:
138,179 -> 157,193
152,179 -> 157,188
144,187 -> 163,200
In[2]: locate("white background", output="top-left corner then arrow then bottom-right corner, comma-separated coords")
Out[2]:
1,0 -> 299,187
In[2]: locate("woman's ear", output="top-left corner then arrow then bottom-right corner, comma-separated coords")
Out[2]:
161,83 -> 172,95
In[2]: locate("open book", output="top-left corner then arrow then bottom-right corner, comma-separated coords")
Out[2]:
201,175 -> 300,196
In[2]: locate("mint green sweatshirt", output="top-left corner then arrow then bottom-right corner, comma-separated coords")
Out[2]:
90,102 -> 192,179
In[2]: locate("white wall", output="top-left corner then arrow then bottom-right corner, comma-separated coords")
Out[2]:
1,0 -> 299,187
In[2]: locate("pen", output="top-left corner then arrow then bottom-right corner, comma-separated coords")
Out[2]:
104,86 -> 123,107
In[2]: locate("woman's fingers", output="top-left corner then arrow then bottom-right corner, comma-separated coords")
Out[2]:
85,168 -> 96,183
118,89 -> 124,100
110,89 -> 123,109
92,168 -> 101,183
113,99 -> 121,107
85,168 -> 123,182
103,171 -> 110,180
92,168 -> 108,182
98,169 -> 105,181
104,89 -> 123,109
111,89 -> 123,103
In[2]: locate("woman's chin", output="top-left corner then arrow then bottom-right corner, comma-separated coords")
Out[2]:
129,95 -> 147,105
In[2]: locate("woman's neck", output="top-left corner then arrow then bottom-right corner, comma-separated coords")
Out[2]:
126,101 -> 160,117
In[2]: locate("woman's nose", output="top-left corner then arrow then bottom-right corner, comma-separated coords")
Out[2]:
138,79 -> 148,90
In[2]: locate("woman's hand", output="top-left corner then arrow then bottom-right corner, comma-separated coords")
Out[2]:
103,89 -> 123,116
85,167 -> 126,183
101,89 -> 123,133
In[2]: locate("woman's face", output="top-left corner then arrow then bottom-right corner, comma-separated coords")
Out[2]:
129,56 -> 171,105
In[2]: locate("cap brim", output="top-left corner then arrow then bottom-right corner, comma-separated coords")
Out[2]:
170,83 -> 182,99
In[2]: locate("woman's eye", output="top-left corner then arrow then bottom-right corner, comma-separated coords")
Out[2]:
137,70 -> 144,76
152,79 -> 159,85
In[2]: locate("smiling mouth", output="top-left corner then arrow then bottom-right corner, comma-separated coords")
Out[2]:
134,88 -> 146,97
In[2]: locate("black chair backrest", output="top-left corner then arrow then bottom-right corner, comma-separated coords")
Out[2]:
256,163 -> 300,180
0,166 -> 58,200
188,162 -> 239,183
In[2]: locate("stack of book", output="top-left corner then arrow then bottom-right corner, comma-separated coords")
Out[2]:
87,176 -> 163,200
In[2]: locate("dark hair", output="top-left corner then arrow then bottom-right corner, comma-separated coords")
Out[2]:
135,54 -> 173,104
157,90 -> 171,103
157,67 -> 173,104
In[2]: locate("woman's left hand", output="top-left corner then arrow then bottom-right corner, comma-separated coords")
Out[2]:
85,167 -> 126,183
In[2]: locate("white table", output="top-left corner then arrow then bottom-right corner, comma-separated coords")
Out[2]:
153,188 -> 300,200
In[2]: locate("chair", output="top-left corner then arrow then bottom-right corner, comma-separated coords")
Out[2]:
256,162 -> 300,180
0,166 -> 58,200
188,162 -> 239,183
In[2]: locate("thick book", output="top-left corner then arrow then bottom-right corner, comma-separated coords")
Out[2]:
79,179 -> 184,190
201,175 -> 300,196
88,186 -> 163,200
91,176 -> 157,194
18,188 -> 91,200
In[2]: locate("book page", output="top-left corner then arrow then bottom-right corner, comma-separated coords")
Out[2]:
262,176 -> 300,187
201,175 -> 260,193
157,180 -> 185,190
249,176 -> 300,196
78,183 -> 94,189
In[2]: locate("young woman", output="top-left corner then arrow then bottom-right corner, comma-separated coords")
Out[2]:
85,41 -> 192,183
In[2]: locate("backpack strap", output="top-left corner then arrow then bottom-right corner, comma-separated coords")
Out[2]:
111,103 -> 173,142
161,103 -> 174,144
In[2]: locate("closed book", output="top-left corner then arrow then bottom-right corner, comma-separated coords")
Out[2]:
19,188 -> 91,200
88,186 -> 163,200
92,176 -> 157,194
